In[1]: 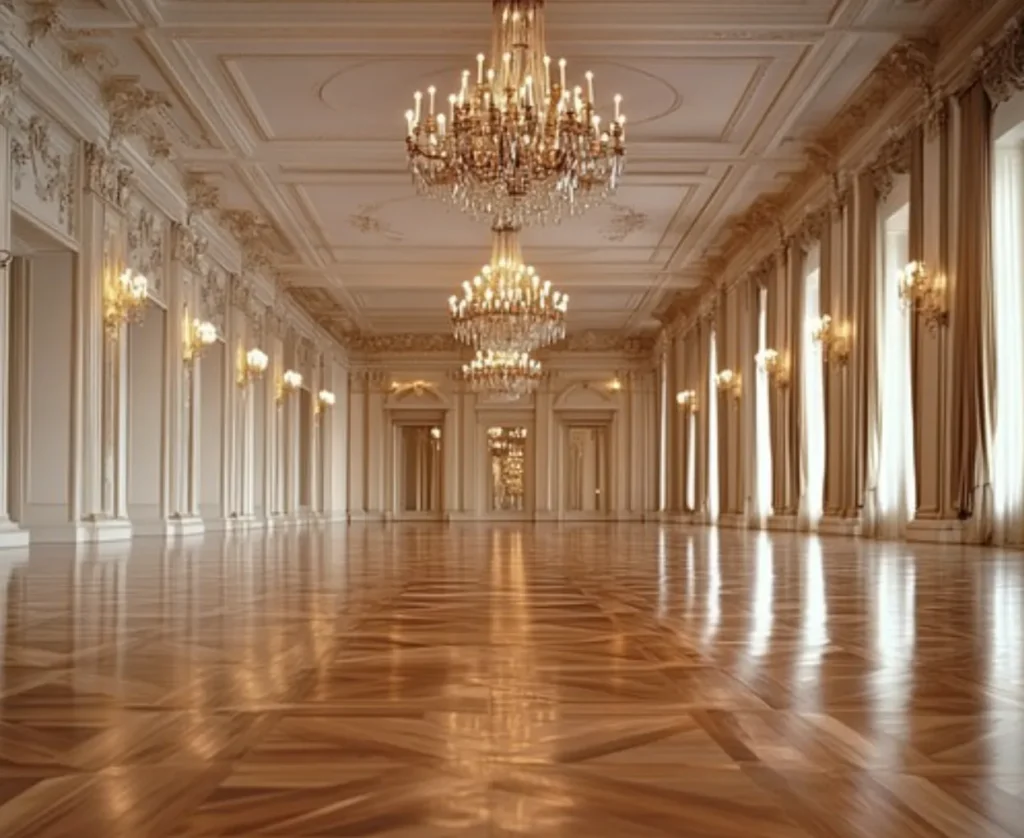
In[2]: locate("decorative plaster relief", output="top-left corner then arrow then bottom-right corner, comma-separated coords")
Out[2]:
350,333 -> 460,353
975,12 -> 1024,104
84,141 -> 132,210
101,75 -> 173,161
0,54 -> 21,126
601,205 -> 648,243
171,221 -> 208,273
199,264 -> 228,332
10,113 -> 75,240
349,204 -> 403,242
560,331 -> 655,356
127,203 -> 165,300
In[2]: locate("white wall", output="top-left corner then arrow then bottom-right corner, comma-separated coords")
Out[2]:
21,252 -> 74,527
127,307 -> 165,522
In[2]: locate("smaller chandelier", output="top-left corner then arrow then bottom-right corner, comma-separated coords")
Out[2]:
450,225 -> 567,353
183,318 -> 217,363
104,268 -> 148,336
897,260 -> 946,332
715,369 -> 741,398
463,349 -> 543,401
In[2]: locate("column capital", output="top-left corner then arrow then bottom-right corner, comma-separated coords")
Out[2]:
83,141 -> 132,211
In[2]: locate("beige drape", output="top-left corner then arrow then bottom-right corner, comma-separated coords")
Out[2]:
715,294 -> 729,516
766,253 -> 785,512
787,241 -> 805,516
908,125 -> 925,513
697,317 -> 711,514
853,170 -> 879,518
819,211 -> 835,512
950,82 -> 995,520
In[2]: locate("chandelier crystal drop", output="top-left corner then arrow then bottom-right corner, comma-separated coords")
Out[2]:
450,225 -> 567,353
462,349 -> 543,401
405,0 -> 626,228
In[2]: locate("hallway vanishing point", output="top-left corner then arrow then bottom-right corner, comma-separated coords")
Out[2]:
0,524 -> 1022,837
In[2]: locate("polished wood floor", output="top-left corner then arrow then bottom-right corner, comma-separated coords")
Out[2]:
0,524 -> 1022,836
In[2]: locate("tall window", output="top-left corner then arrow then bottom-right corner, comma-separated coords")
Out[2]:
707,330 -> 720,522
992,109 -> 1024,544
802,249 -> 825,525
755,287 -> 773,521
876,196 -> 916,536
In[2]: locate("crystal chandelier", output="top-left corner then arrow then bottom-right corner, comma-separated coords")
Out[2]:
462,349 -> 543,401
405,0 -> 626,228
450,225 -> 567,353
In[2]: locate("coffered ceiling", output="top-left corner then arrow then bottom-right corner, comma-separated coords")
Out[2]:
52,0 -> 952,343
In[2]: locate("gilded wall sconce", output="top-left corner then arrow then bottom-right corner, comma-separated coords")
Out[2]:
183,318 -> 217,363
897,260 -> 947,332
277,369 -> 303,402
811,314 -> 851,366
755,348 -> 791,388
676,389 -> 699,412
238,347 -> 269,386
103,268 -> 148,337
315,389 -> 336,413
715,369 -> 741,399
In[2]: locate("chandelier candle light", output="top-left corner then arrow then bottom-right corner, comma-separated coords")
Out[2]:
239,347 -> 269,385
462,349 -> 543,401
450,225 -> 567,353
405,0 -> 626,228
183,318 -> 218,363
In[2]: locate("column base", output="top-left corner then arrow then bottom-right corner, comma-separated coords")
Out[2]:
202,517 -> 235,533
905,517 -> 969,544
818,515 -> 862,537
131,519 -> 179,538
169,516 -> 205,538
766,514 -> 801,532
717,512 -> 748,530
348,511 -> 386,523
30,517 -> 133,544
228,515 -> 265,533
0,518 -> 29,550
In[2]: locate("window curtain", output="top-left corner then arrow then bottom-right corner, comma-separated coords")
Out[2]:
853,170 -> 880,530
950,82 -> 995,528
788,242 -> 806,522
707,327 -> 720,523
991,144 -> 1024,544
802,252 -> 825,526
755,286 -> 773,522
875,198 -> 916,539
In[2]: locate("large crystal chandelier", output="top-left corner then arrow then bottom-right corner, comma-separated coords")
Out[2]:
405,0 -> 626,228
450,225 -> 567,353
462,349 -> 543,401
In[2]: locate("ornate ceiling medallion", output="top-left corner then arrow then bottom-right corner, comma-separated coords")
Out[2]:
405,0 -> 626,228
449,225 -> 567,353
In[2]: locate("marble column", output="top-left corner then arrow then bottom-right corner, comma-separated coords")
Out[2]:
0,56 -> 28,548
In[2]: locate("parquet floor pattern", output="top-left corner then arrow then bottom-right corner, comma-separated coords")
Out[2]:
0,524 -> 1022,836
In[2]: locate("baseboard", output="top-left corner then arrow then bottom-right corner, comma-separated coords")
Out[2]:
717,513 -> 748,530
905,517 -> 969,544
0,518 -> 30,550
131,519 -> 178,538
30,518 -> 133,544
169,516 -> 205,538
348,511 -> 387,522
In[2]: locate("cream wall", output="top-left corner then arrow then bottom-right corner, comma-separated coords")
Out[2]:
0,30 -> 348,546
346,354 -> 657,522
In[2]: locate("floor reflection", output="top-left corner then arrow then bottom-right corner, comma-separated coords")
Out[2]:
0,525 -> 1022,837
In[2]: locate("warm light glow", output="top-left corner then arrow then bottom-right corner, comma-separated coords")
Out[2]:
104,268 -> 148,336
405,0 -> 626,228
318,389 -> 336,407
183,318 -> 217,362
462,349 -> 542,401
811,314 -> 851,365
449,226 -> 567,352
238,347 -> 268,385
608,378 -> 622,392
715,369 -> 741,397
897,259 -> 946,331
755,347 -> 790,388
676,389 -> 698,412
283,370 -> 302,389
